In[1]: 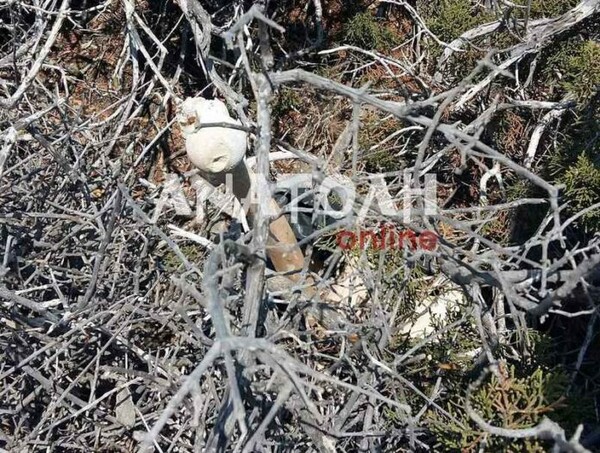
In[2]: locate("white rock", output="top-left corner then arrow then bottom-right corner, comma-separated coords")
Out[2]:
177,97 -> 247,174
114,384 -> 136,427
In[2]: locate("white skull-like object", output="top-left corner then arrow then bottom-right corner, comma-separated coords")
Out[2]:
177,97 -> 247,174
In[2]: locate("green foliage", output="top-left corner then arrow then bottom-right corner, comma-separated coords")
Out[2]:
479,210 -> 512,245
360,113 -> 408,173
162,243 -> 205,272
543,39 -> 600,101
427,365 -> 577,452
389,285 -> 477,370
504,178 -> 548,244
339,224 -> 431,301
342,12 -> 398,50
557,154 -> 600,230
420,0 -> 494,79
514,0 -> 578,19
488,30 -> 520,50
562,41 -> 600,101
540,39 -> 600,231
362,148 -> 403,174
545,106 -> 600,231
272,87 -> 301,119
423,0 -> 493,42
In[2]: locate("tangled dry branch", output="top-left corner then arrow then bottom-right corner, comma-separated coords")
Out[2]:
1,0 -> 599,451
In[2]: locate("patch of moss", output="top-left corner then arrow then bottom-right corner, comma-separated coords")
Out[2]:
362,148 -> 401,173
162,243 -> 205,273
488,30 -> 521,50
479,210 -> 512,245
491,110 -> 528,158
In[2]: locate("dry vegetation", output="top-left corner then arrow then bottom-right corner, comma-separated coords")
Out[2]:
1,0 -> 600,451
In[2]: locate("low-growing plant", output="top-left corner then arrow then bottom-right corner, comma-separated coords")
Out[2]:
542,39 -> 600,101
422,0 -> 494,43
545,108 -> 600,231
514,0 -> 579,19
557,153 -> 600,230
162,243 -> 206,272
427,364 -> 590,452
342,12 -> 398,50
420,0 -> 495,79
273,87 -> 301,118
562,40 -> 600,101
359,111 -> 409,173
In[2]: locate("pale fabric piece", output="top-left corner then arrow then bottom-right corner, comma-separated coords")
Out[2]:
330,266 -> 465,339
177,97 -> 247,174
327,260 -> 369,308
400,278 -> 465,338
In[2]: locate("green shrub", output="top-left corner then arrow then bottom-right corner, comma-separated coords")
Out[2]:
541,104 -> 600,231
557,154 -> 600,229
420,0 -> 494,79
360,112 -> 408,173
543,39 -> 600,101
562,41 -> 600,101
539,39 -> 600,231
427,365 -> 588,452
362,148 -> 404,173
272,87 -> 301,119
514,0 -> 578,19
423,0 -> 493,42
342,12 -> 398,50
